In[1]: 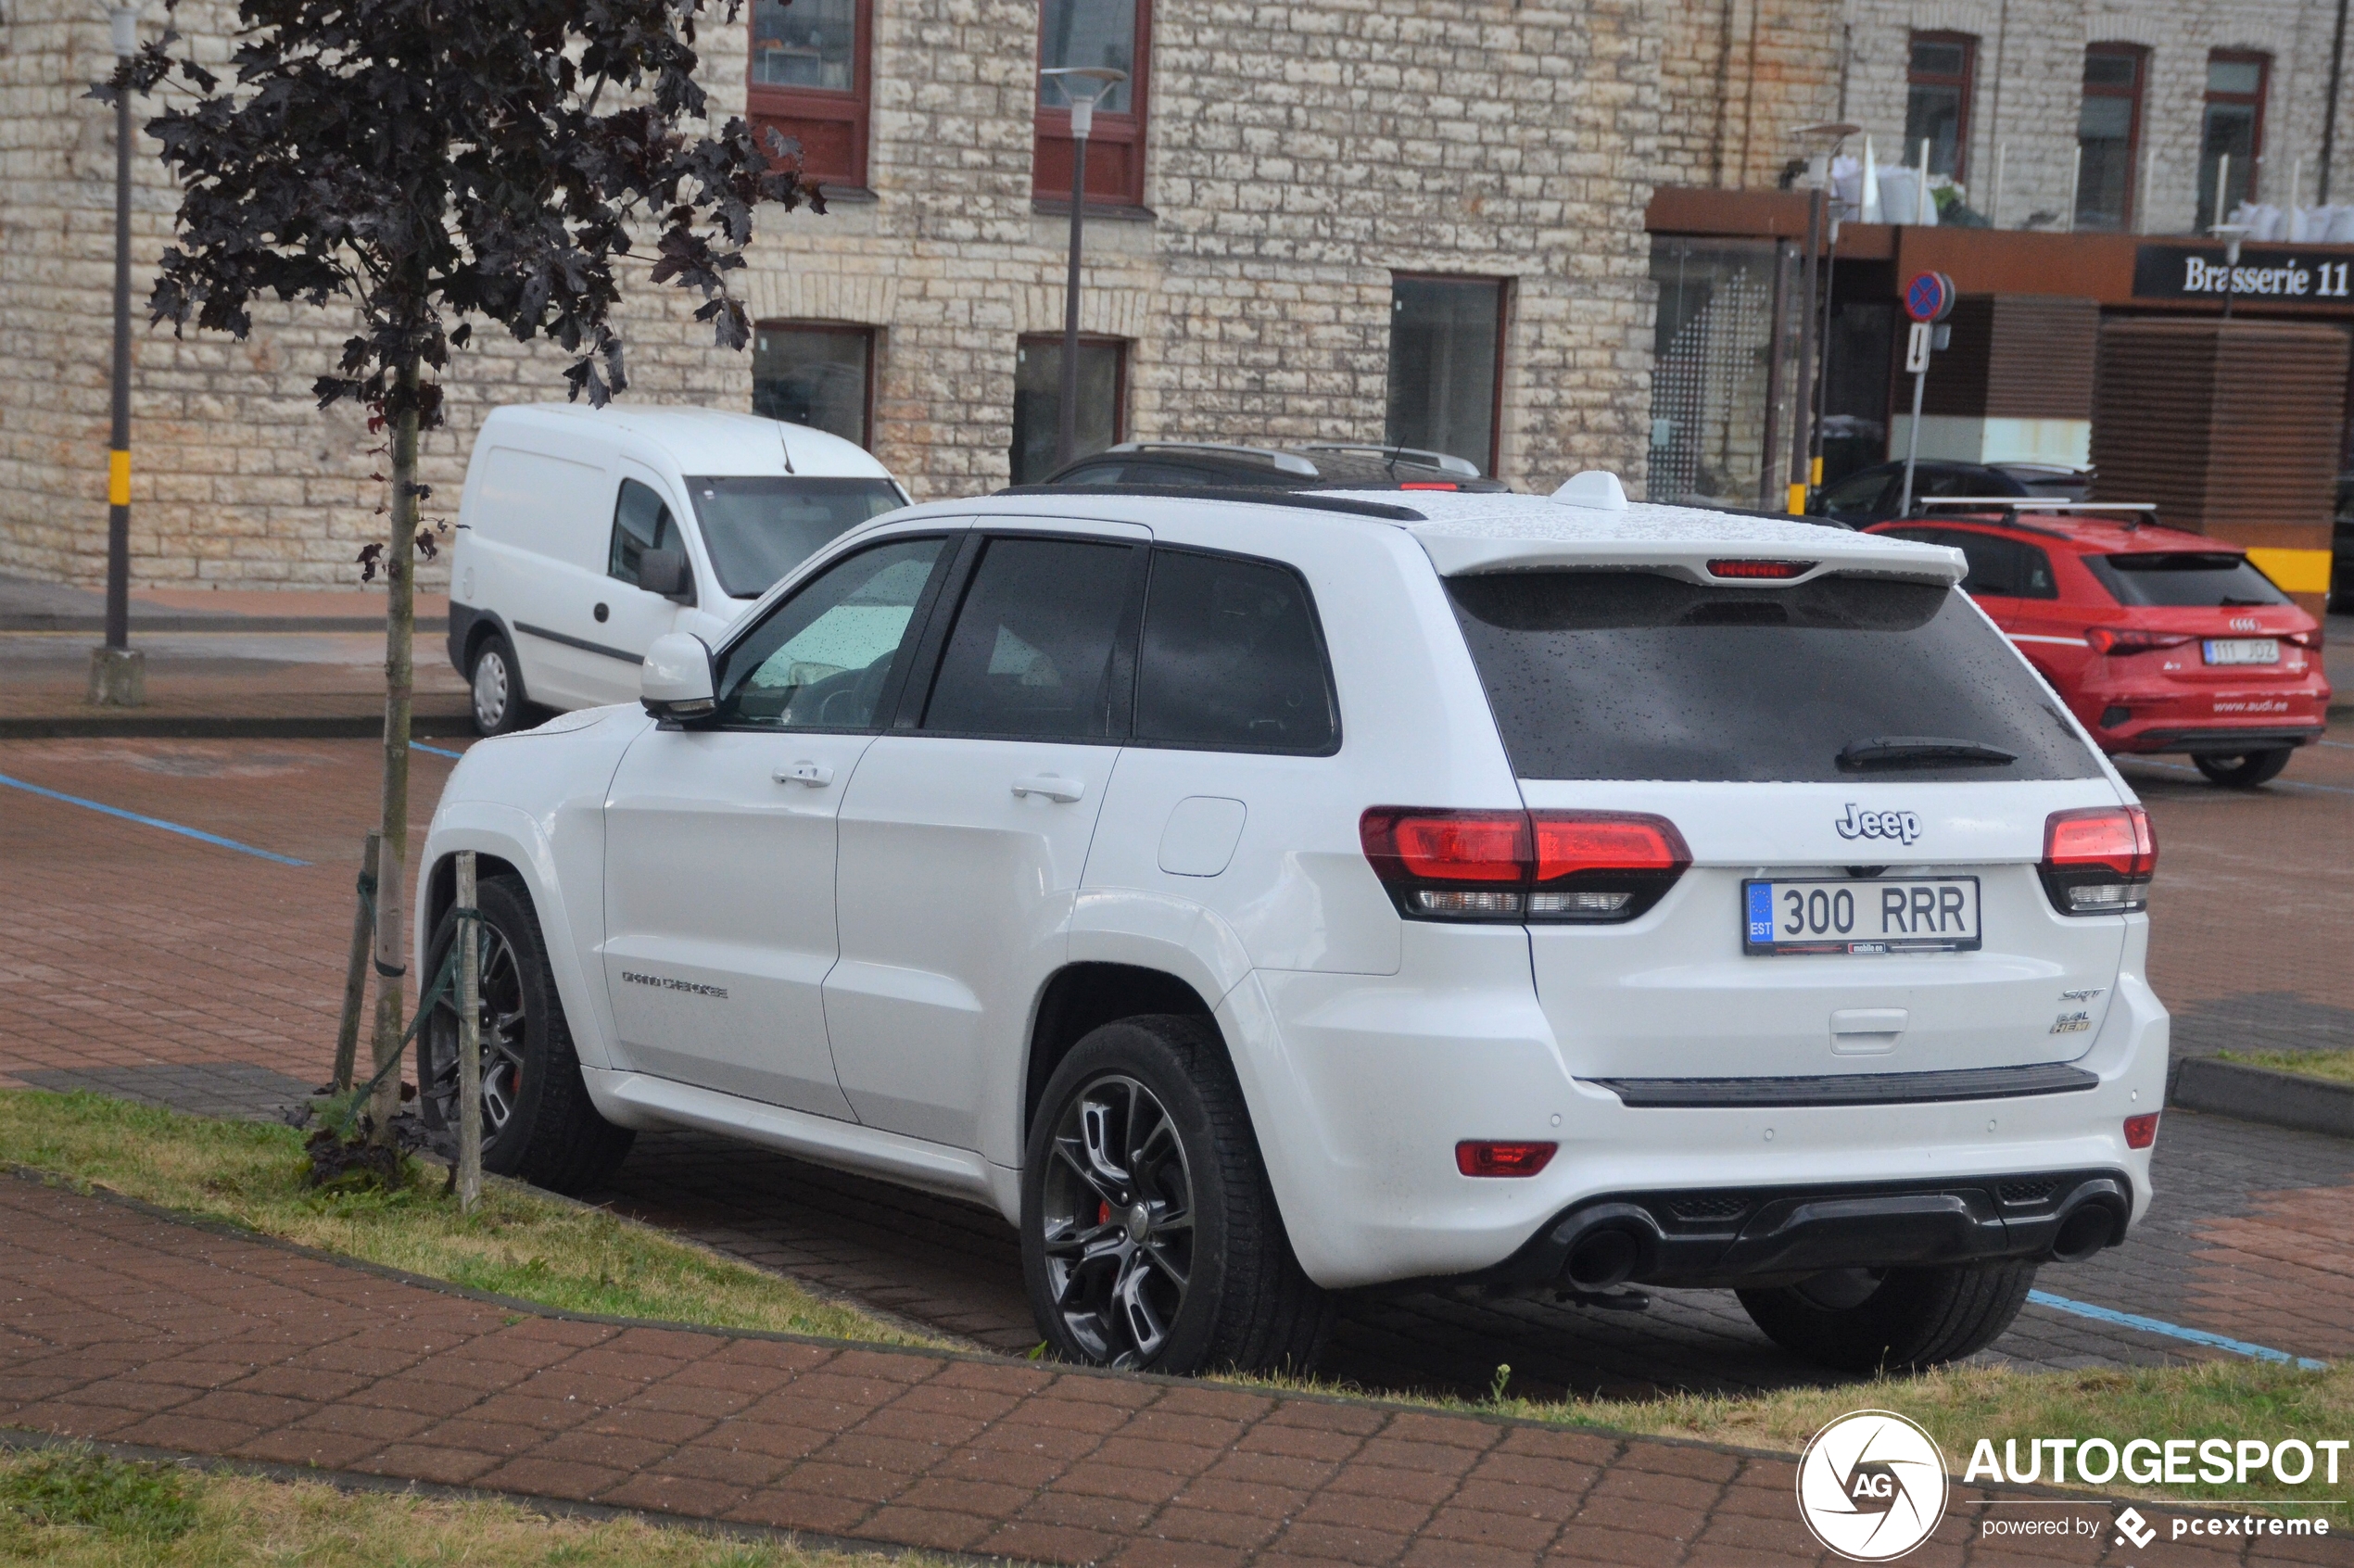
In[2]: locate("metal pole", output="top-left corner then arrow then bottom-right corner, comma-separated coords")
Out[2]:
1811,207 -> 1841,499
1899,359 -> 1929,517
1056,107 -> 1091,470
456,851 -> 482,1214
106,17 -> 132,651
333,830 -> 381,1093
2067,144 -> 2082,233
1757,239 -> 1790,511
89,6 -> 145,708
1786,183 -> 1824,513
2325,0 -> 2350,202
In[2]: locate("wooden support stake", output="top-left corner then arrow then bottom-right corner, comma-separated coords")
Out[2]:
456,850 -> 482,1214
332,830 -> 380,1093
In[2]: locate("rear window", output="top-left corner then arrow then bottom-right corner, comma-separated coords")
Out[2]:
1446,572 -> 2099,783
688,476 -> 905,598
2082,552 -> 2289,608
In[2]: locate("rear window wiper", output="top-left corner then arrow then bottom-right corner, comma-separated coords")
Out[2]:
1838,736 -> 2019,772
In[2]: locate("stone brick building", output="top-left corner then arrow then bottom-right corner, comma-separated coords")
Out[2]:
3,0 -> 1837,592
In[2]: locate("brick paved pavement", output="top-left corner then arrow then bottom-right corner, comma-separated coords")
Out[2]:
4,1176 -> 2342,1568
1,730 -> 2350,1405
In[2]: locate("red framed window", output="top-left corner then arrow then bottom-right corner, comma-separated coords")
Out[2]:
753,322 -> 877,449
2199,51 -> 2270,230
2075,44 -> 2146,233
1905,32 -> 1976,182
1386,275 -> 1509,479
1033,0 -> 1151,209
748,0 -> 871,192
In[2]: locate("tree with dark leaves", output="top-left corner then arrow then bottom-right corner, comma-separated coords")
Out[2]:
103,0 -> 819,1145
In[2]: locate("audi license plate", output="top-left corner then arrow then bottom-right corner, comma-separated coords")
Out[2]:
2203,639 -> 2280,665
1744,878 -> 1981,955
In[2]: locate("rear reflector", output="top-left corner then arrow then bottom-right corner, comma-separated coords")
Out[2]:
1361,808 -> 1690,924
2039,805 -> 2156,916
1706,559 -> 1813,580
2085,627 -> 2195,654
1456,1141 -> 1557,1177
1398,482 -> 1462,491
2123,1112 -> 2160,1150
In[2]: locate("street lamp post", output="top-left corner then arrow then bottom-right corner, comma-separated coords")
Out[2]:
2209,222 -> 2250,321
1784,122 -> 1858,516
1041,66 -> 1126,470
90,3 -> 144,707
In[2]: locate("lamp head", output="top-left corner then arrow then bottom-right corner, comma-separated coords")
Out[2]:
1042,66 -> 1128,139
2208,221 -> 2251,267
109,4 -> 138,57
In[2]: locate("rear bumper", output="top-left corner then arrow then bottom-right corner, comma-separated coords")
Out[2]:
2108,724 -> 2323,755
1475,1168 -> 2133,1293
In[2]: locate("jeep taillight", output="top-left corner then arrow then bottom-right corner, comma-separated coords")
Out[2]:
2039,805 -> 2155,916
2084,627 -> 2194,654
1361,808 -> 1690,923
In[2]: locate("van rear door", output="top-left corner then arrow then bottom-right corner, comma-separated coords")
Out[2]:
466,444 -> 613,708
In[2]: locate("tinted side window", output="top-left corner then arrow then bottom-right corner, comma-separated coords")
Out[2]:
1819,471 -> 1892,516
713,537 -> 948,730
922,537 -> 1142,740
609,479 -> 682,588
1135,550 -> 1337,752
1946,531 -> 2022,596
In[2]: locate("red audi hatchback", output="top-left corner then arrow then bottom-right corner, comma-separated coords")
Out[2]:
1866,508 -> 2330,786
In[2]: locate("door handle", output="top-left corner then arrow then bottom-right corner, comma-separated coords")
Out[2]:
1011,774 -> 1085,803
774,762 -> 834,787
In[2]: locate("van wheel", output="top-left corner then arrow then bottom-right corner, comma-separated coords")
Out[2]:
2192,748 -> 2292,788
470,633 -> 529,736
1738,1261 -> 2036,1372
420,875 -> 633,1194
1021,1016 -> 1330,1376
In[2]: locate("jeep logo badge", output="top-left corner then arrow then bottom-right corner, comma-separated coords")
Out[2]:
1835,804 -> 1921,845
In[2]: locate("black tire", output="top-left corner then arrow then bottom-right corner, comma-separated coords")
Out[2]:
1739,1261 -> 2037,1372
1020,1015 -> 1330,1376
469,633 -> 530,737
420,875 -> 633,1194
2191,747 -> 2293,788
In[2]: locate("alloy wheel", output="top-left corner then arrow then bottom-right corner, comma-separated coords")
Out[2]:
424,918 -> 529,1144
1038,1074 -> 1196,1367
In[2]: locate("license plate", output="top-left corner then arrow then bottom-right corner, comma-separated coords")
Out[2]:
2204,639 -> 2280,665
1744,878 -> 1981,955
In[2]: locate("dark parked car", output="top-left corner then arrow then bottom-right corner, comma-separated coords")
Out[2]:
1812,460 -> 2091,525
1028,441 -> 1512,494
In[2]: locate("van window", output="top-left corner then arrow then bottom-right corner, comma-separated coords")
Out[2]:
1447,571 -> 2099,783
609,479 -> 686,590
470,447 -> 609,568
688,476 -> 906,598
1134,549 -> 1337,752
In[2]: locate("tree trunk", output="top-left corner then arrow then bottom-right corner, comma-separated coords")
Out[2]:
367,359 -> 422,1140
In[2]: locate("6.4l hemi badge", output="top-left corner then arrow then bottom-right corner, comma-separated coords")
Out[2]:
2050,1010 -> 2093,1034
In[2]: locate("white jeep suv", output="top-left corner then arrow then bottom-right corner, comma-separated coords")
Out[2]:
414,479 -> 2168,1377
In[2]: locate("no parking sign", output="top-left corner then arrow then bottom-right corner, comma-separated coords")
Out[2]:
1904,271 -> 1956,323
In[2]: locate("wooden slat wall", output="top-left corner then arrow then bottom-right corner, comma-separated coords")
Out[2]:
2090,318 -> 2346,549
1919,295 -> 2099,420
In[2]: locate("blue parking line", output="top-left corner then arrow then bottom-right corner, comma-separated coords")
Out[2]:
0,773 -> 308,866
2028,1289 -> 2327,1369
411,740 -> 464,760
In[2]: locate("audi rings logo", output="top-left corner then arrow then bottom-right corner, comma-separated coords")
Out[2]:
1795,1410 -> 1950,1562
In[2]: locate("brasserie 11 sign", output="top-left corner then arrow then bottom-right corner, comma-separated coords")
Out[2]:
2133,244 -> 2354,302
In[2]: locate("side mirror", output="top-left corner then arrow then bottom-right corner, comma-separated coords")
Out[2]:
638,548 -> 694,602
641,632 -> 715,723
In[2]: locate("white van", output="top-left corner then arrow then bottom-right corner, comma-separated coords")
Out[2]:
447,404 -> 908,733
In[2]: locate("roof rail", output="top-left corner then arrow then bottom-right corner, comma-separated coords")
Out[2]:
993,484 -> 1425,522
1915,499 -> 2157,512
1913,498 -> 2155,532
1297,442 -> 1482,479
1102,441 -> 1320,475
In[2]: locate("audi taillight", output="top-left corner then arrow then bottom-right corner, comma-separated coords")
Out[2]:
1706,559 -> 1813,581
1361,808 -> 1690,923
2039,805 -> 2156,916
2286,628 -> 2323,650
2084,627 -> 2194,654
